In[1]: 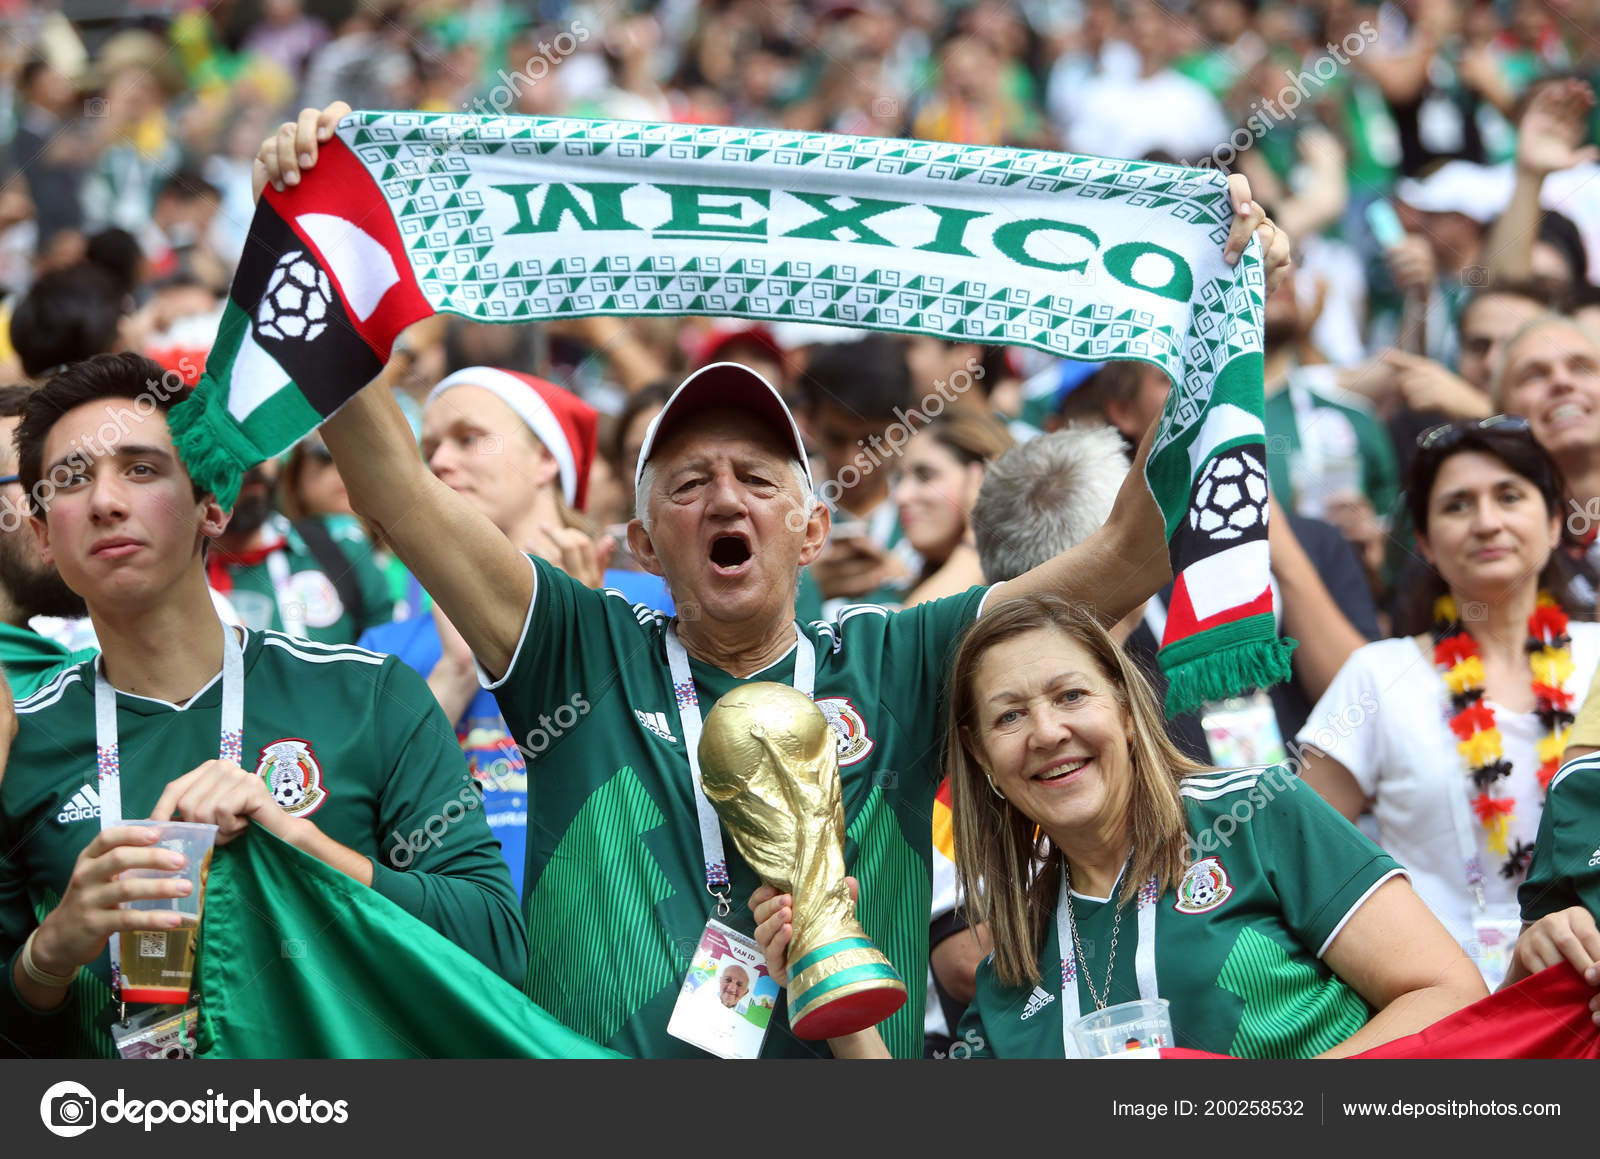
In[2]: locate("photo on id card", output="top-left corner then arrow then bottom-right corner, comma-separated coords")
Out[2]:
666,919 -> 780,1059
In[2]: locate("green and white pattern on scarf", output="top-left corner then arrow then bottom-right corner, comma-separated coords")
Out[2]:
170,111 -> 1294,712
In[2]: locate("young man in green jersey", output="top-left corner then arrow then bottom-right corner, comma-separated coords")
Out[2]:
264,102 -> 1290,1058
0,353 -> 525,1058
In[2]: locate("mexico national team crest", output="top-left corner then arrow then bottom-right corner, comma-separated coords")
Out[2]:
257,738 -> 326,817
816,697 -> 874,767
1174,857 -> 1232,914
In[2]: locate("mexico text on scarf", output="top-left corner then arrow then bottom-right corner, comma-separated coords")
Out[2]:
170,111 -> 1294,712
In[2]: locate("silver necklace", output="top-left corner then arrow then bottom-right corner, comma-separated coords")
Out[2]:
1061,859 -> 1127,1012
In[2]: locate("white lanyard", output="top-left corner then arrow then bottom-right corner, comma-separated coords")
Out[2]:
1055,862 -> 1160,1058
94,621 -> 245,1001
664,622 -> 815,916
264,548 -> 308,639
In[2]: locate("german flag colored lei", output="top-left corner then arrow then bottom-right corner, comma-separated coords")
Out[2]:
1433,593 -> 1575,879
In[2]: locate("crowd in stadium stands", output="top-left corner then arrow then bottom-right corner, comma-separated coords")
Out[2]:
1,0 -> 1599,1059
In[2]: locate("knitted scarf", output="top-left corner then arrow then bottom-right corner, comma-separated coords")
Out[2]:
169,111 -> 1294,712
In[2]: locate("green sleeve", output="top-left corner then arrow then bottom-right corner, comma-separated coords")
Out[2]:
367,656 -> 527,988
1255,766 -> 1404,956
1520,757 -> 1600,922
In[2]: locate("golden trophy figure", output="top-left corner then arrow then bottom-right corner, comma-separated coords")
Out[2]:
698,682 -> 906,1039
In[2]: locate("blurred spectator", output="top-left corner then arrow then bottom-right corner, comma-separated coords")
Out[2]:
279,434 -> 352,522
207,457 -> 395,644
1359,0 -> 1507,175
8,57 -> 85,243
798,334 -> 917,605
141,167 -> 226,289
1261,269 -> 1399,556
82,226 -> 142,299
80,31 -> 184,235
9,261 -> 125,378
242,0 -> 330,88
893,409 -> 1012,607
1496,314 -> 1600,613
1057,0 -> 1229,161
1483,78 -> 1598,294
695,323 -> 789,394
0,383 -> 92,697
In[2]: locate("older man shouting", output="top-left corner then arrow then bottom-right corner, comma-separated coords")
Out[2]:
262,102 -> 1291,1058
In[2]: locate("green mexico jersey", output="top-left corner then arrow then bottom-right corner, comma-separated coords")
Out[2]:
0,622 -> 95,699
490,555 -> 988,1058
0,630 -> 524,1058
958,766 -> 1403,1059
222,514 -> 395,644
1520,755 -> 1600,922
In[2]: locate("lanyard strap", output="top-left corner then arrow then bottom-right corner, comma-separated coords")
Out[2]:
95,621 -> 245,1001
664,622 -> 815,916
264,548 -> 308,639
1056,863 -> 1160,1058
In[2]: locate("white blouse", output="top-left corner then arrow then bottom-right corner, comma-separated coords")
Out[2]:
1298,623 -> 1600,957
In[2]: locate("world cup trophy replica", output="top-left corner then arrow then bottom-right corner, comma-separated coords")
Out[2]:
698,682 -> 906,1039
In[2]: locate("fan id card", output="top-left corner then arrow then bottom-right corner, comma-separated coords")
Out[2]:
667,919 -> 780,1059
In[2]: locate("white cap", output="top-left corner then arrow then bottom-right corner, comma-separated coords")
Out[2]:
633,362 -> 813,495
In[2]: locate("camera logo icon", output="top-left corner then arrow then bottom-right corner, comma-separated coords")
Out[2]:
40,1080 -> 97,1137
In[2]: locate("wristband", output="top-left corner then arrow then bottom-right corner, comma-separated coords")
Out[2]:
20,928 -> 79,988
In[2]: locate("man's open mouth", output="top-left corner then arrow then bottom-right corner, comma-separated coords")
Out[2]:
709,533 -> 753,571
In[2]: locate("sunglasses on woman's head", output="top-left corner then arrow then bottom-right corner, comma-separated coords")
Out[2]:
1415,414 -> 1531,451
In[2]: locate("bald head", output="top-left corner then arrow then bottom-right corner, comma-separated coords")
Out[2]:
1496,314 -> 1600,463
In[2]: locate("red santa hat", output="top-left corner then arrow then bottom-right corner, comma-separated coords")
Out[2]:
427,367 -> 599,510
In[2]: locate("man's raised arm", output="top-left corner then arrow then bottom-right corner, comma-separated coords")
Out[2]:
994,189 -> 1290,621
260,104 -> 531,679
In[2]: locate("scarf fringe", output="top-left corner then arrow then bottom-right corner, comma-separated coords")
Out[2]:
170,376 -> 255,510
1162,634 -> 1296,719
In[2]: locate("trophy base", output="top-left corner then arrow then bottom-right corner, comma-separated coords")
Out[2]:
788,936 -> 907,1040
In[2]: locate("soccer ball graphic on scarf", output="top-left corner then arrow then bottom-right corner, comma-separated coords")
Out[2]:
256,251 -> 331,343
1189,450 -> 1268,540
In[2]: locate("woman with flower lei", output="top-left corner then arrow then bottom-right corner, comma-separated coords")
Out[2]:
1301,417 -> 1600,988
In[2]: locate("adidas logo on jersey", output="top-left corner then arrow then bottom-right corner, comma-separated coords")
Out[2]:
57,785 -> 102,824
1589,845 -> 1600,868
1020,986 -> 1054,1020
635,710 -> 677,743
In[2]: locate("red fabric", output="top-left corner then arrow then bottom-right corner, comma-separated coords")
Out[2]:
1158,964 -> 1600,1059
206,537 -> 287,595
1160,571 -> 1273,649
495,370 -> 599,511
263,136 -> 433,361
